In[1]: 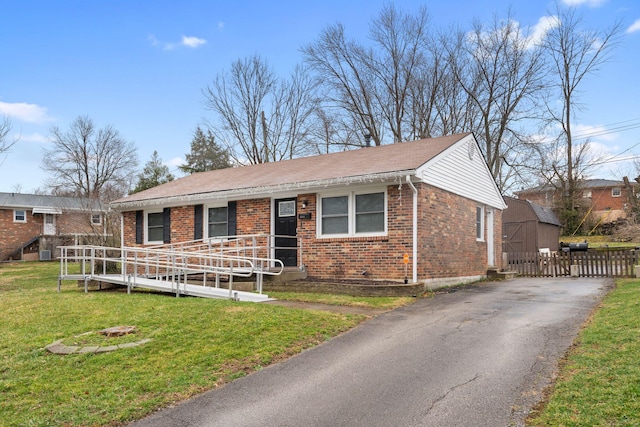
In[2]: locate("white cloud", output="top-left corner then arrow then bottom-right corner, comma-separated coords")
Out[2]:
526,15 -> 560,48
181,35 -> 206,48
167,157 -> 183,168
627,19 -> 640,34
573,123 -> 618,142
147,34 -> 160,47
218,21 -> 225,32
148,34 -> 206,50
562,0 -> 607,7
0,101 -> 53,123
21,132 -> 49,144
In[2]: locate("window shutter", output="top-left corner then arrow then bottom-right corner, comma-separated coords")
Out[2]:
194,204 -> 203,240
163,208 -> 171,243
228,201 -> 237,236
135,210 -> 143,244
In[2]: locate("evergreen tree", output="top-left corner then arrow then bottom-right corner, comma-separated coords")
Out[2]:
132,151 -> 174,193
179,127 -> 232,174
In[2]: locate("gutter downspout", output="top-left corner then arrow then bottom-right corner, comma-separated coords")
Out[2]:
406,175 -> 418,283
120,213 -> 125,275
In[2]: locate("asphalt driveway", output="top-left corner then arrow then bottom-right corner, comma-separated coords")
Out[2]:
130,277 -> 611,427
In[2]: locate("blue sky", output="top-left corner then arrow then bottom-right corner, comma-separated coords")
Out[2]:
1,0 -> 639,193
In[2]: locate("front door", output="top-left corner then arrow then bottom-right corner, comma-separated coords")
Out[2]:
44,214 -> 56,236
274,198 -> 297,267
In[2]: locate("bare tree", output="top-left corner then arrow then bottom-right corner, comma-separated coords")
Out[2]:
406,30 -> 480,141
264,65 -> 318,160
367,4 -> 431,143
307,107 -> 360,154
446,12 -> 547,192
0,115 -> 18,157
42,116 -> 138,200
540,4 -> 622,230
302,23 -> 383,146
203,56 -> 316,164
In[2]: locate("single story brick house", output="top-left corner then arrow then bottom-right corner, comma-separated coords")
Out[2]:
110,133 -> 506,287
517,179 -> 635,225
0,192 -> 106,261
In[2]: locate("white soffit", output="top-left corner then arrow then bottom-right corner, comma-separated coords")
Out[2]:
32,207 -> 63,215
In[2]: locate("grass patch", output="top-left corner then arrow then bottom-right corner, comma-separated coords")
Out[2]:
0,262 -> 365,426
560,235 -> 640,248
268,291 -> 416,310
527,278 -> 640,426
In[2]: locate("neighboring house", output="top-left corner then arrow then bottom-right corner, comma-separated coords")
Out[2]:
517,179 -> 635,225
110,133 -> 506,287
502,196 -> 562,255
0,193 -> 106,261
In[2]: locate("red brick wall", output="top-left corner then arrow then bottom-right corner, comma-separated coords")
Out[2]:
0,209 -> 42,260
56,212 -> 96,235
170,206 -> 194,243
588,186 -> 628,211
237,199 -> 271,234
119,185 -> 502,283
301,186 -> 415,281
416,184 -> 499,280
0,209 -> 107,260
122,211 -> 136,247
301,184 -> 500,282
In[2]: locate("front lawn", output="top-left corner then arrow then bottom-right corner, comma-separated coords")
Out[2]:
528,278 -> 640,426
0,262 -> 367,426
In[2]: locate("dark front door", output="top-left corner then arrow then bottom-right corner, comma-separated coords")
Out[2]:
275,198 -> 297,267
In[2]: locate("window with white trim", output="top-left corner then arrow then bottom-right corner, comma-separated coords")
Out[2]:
476,206 -> 484,241
318,190 -> 386,237
13,209 -> 26,223
146,211 -> 163,243
612,187 -> 621,197
91,214 -> 102,225
207,206 -> 228,238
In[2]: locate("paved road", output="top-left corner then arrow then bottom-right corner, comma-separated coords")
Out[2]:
130,277 -> 611,427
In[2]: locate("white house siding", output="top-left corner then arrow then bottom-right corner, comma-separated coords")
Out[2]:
417,134 -> 506,209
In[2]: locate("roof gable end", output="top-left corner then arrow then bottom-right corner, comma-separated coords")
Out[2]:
417,134 -> 506,209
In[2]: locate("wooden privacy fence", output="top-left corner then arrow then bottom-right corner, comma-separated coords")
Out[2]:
507,248 -> 640,278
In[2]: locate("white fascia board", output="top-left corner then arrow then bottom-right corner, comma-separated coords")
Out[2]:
110,170 -> 416,211
32,207 -> 63,215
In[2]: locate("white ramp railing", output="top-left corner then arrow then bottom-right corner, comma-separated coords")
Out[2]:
57,240 -> 285,300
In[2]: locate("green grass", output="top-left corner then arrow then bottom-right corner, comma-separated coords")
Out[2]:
528,278 -> 640,426
560,235 -> 640,249
0,262 -> 368,426
268,291 -> 416,310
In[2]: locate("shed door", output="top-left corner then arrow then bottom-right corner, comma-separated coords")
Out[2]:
503,222 -> 524,253
274,198 -> 297,267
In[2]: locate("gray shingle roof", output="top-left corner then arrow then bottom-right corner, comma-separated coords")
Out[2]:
528,201 -> 562,226
112,133 -> 470,208
0,192 -> 103,212
519,179 -> 628,194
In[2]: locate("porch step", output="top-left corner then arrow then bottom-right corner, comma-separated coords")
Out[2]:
487,268 -> 517,280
